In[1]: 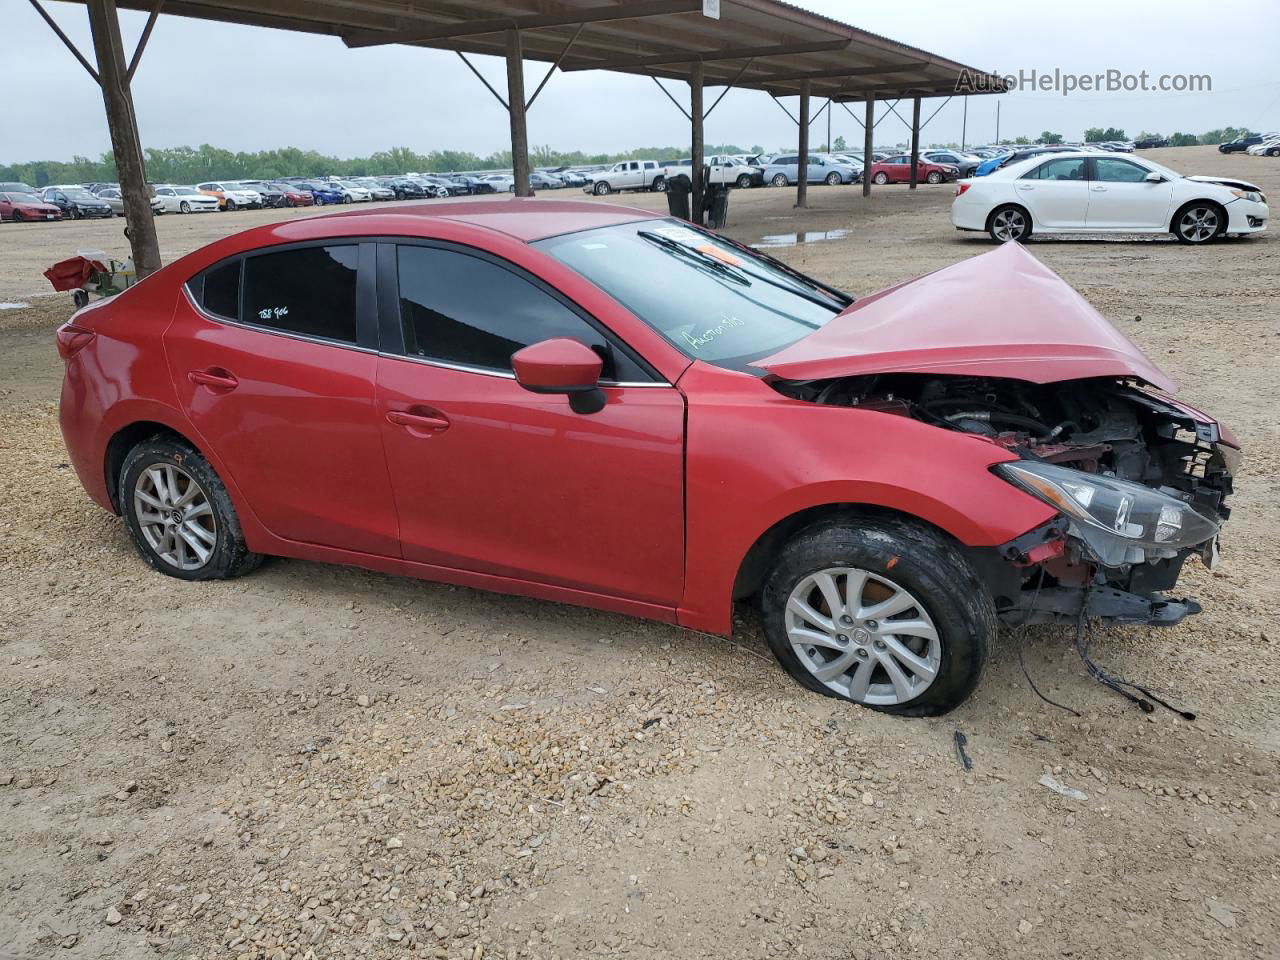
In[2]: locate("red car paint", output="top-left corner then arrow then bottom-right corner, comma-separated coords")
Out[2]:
756,242 -> 1176,391
276,185 -> 315,207
60,200 -> 1198,636
868,157 -> 955,184
0,192 -> 63,221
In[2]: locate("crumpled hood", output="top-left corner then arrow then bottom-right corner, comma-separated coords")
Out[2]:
1185,174 -> 1262,193
753,241 -> 1176,392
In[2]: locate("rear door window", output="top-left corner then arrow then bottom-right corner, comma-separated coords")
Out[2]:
241,245 -> 360,343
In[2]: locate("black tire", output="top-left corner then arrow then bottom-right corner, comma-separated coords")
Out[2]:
873,171 -> 889,185
987,204 -> 1032,243
12,211 -> 24,222
593,181 -> 611,196
1268,148 -> 1280,157
771,173 -> 789,187
651,176 -> 666,192
120,436 -> 263,582
1171,200 -> 1225,244
926,171 -> 943,184
761,517 -> 995,717
225,199 -> 236,211
736,174 -> 753,189
179,201 -> 191,214
825,172 -> 842,185
343,194 -> 352,204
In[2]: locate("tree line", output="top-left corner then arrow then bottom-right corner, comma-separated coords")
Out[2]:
0,142 -> 764,187
1010,126 -> 1257,147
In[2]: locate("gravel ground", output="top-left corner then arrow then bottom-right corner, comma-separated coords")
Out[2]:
2,146 -> 1278,960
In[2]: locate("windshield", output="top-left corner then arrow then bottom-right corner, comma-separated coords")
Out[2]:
535,218 -> 850,371
4,192 -> 43,203
172,186 -> 200,195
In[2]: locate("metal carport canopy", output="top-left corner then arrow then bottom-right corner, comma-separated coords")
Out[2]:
40,0 -> 1005,274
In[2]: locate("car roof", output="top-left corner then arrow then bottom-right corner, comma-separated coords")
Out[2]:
314,198 -> 657,242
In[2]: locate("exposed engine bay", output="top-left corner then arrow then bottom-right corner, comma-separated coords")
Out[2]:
774,373 -> 1240,627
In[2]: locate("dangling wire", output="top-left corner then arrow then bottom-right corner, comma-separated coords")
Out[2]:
1016,569 -> 1081,717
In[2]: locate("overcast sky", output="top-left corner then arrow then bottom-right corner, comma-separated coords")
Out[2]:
6,0 -> 1279,163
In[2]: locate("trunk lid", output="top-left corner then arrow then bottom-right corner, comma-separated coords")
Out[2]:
753,241 -> 1176,392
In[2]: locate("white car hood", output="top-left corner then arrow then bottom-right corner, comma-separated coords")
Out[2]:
1185,174 -> 1262,192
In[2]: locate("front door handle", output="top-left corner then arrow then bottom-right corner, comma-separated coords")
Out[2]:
1091,186 -> 1107,192
386,408 -> 450,433
188,368 -> 238,391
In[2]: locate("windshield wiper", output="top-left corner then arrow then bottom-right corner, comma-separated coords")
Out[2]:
637,231 -> 750,286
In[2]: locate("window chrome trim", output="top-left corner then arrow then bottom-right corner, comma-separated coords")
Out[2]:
376,349 -> 671,387
181,285 -> 378,355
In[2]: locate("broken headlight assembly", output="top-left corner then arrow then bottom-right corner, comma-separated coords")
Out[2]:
995,461 -> 1221,566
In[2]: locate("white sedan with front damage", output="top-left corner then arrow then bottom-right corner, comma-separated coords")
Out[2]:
951,151 -> 1267,244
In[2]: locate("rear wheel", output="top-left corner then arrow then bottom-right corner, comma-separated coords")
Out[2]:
593,181 -> 611,195
873,171 -> 889,185
1173,202 -> 1224,244
12,211 -> 25,222
225,199 -> 236,211
651,176 -> 666,192
761,518 -> 994,716
120,437 -> 262,581
771,173 -> 789,187
988,204 -> 1031,242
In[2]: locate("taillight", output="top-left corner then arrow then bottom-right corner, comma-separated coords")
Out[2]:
56,323 -> 95,360
954,183 -> 971,197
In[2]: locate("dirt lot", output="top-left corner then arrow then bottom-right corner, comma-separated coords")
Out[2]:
2,145 -> 1278,960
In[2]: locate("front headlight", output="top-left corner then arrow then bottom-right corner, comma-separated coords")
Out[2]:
1230,188 -> 1264,203
996,461 -> 1220,562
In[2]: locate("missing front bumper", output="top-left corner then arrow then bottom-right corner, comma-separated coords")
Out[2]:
1000,585 -> 1202,627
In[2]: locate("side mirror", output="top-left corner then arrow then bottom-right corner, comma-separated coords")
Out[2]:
1144,171 -> 1164,183
512,338 -> 606,414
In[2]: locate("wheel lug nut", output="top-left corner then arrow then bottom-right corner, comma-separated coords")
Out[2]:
856,649 -> 868,659
836,634 -> 849,645
873,639 -> 886,651
865,620 -> 878,630
839,615 -> 853,626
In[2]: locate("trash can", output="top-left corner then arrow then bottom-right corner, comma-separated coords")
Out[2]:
665,175 -> 692,221
704,184 -> 731,229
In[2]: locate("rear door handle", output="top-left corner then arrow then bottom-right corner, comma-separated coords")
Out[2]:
386,408 -> 450,433
1091,186 -> 1107,192
1016,184 -> 1034,190
188,368 -> 238,391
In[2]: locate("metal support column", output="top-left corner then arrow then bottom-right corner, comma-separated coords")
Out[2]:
862,94 -> 873,197
908,95 -> 921,190
85,0 -> 161,277
506,28 -> 530,197
795,78 -> 810,208
689,60 -> 704,225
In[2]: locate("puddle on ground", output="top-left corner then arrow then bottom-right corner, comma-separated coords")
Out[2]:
753,229 -> 850,248
0,302 -> 31,310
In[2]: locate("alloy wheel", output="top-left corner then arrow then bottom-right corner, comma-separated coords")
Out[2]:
133,463 -> 217,571
1179,206 -> 1219,242
991,208 -> 1026,241
784,567 -> 941,706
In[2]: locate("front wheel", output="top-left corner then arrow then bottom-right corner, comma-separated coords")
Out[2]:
225,199 -> 236,211
593,181 -> 611,195
988,204 -> 1031,242
1173,202 -> 1223,244
761,518 -> 994,716
771,173 -> 789,187
926,171 -> 943,184
120,437 -> 262,581
736,174 -> 753,189
872,172 -> 889,185
179,201 -> 191,214
825,172 -> 842,185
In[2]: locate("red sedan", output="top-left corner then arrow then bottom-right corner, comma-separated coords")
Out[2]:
56,202 -> 1236,715
0,190 -> 63,221
271,182 -> 315,207
869,154 -> 958,185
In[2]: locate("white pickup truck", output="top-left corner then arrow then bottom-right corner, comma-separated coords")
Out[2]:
583,160 -> 665,195
655,155 -> 766,191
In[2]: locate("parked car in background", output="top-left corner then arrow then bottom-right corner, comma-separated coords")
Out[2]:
482,174 -> 515,192
237,181 -> 288,208
584,160 -> 664,195
96,186 -> 164,217
0,190 -> 63,221
351,178 -> 395,201
763,154 -> 860,186
974,145 -> 1076,177
410,177 -> 452,198
1133,136 -> 1169,149
868,155 -> 957,185
657,155 -> 766,190
0,181 -> 39,195
383,178 -> 427,200
922,149 -> 981,178
295,181 -> 346,206
324,179 -> 371,203
267,182 -> 315,207
1219,135 -> 1264,153
196,181 -> 264,211
40,185 -> 114,218
952,151 -> 1267,244
1246,136 -> 1280,157
153,185 -> 221,214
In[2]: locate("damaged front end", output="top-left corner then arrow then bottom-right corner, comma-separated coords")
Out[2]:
774,373 -> 1239,627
